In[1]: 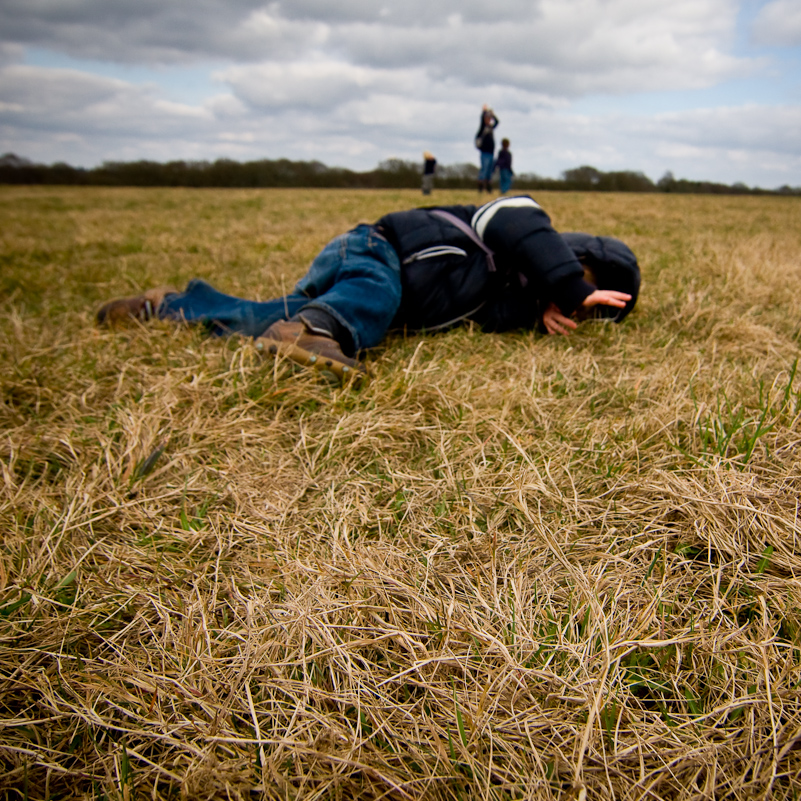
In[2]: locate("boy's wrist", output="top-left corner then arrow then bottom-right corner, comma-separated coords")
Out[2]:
551,275 -> 596,317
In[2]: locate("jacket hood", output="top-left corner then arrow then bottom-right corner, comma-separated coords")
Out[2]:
560,232 -> 640,322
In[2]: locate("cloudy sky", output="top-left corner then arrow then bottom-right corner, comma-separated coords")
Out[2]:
1,0 -> 799,188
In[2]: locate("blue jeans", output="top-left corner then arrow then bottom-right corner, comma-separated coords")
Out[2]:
478,151 -> 494,182
159,224 -> 402,351
499,168 -> 513,194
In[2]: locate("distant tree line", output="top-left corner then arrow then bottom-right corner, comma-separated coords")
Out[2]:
1,153 -> 798,195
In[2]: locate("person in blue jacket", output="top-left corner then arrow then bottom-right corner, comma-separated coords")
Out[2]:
494,139 -> 514,195
475,105 -> 499,193
97,196 -> 640,382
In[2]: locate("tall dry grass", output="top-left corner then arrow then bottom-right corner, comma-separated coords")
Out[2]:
1,186 -> 801,800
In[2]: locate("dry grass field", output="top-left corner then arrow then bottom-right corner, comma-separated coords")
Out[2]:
2,186 -> 801,800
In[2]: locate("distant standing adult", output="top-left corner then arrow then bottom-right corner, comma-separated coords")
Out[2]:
475,105 -> 499,193
495,138 -> 514,195
421,151 -> 437,195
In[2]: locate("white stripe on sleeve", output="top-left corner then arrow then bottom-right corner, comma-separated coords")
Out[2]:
471,196 -> 541,240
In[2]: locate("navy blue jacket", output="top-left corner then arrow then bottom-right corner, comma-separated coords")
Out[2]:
475,113 -> 499,154
375,196 -> 597,331
494,148 -> 513,173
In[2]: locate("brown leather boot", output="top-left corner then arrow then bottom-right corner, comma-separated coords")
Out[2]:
96,286 -> 178,326
256,320 -> 366,383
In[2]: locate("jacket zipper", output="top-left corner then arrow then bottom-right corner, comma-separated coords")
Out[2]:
402,245 -> 468,265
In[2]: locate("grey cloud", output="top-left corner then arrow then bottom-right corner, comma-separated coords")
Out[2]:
0,43 -> 24,66
0,0 -> 755,99
274,0 -> 544,25
0,0 -> 316,63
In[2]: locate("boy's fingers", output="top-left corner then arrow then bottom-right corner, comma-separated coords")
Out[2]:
582,290 -> 632,309
603,291 -> 632,304
544,308 -> 577,335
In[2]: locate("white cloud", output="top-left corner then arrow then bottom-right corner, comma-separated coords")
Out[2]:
153,99 -> 210,118
519,103 -> 801,186
752,0 -> 801,47
326,0 -> 751,97
645,104 -> 801,155
0,64 -> 215,139
220,60 -> 385,111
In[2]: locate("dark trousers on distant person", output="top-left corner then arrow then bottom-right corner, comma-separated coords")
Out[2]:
478,152 -> 494,186
499,168 -> 513,194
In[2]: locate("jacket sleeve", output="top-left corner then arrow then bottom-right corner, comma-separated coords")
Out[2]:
472,196 -> 594,315
470,280 -> 543,332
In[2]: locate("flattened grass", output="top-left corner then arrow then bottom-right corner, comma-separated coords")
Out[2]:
2,186 -> 801,799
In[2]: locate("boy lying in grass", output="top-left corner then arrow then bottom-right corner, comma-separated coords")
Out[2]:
97,195 -> 640,382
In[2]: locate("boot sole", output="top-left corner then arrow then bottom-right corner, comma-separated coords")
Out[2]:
258,339 -> 366,384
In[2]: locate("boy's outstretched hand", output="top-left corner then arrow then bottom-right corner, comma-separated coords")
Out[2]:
542,290 -> 633,336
